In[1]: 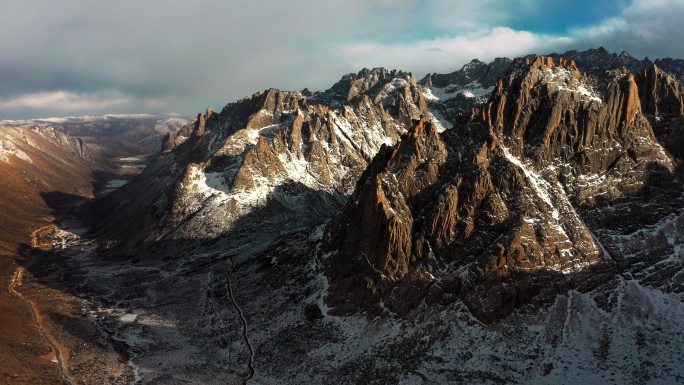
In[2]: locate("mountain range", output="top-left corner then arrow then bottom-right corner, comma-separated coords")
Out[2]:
2,47 -> 684,384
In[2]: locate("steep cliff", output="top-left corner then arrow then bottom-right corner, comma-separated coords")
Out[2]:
323,56 -> 684,322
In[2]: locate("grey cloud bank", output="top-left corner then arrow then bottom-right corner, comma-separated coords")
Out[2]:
1,0 -> 683,120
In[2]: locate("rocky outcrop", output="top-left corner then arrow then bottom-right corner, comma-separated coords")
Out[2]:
635,65 -> 684,160
305,68 -> 423,108
422,48 -> 684,133
33,126 -> 91,161
420,57 -> 513,90
636,65 -> 684,118
324,119 -> 447,313
654,57 -> 684,84
548,47 -> 651,76
549,47 -> 684,87
92,69 -> 430,256
324,56 -> 684,322
418,57 -> 513,128
162,108 -> 215,151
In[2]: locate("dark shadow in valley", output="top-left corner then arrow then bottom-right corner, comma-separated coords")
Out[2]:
39,191 -> 88,222
20,181 -> 347,384
574,160 -> 684,283
90,169 -> 125,194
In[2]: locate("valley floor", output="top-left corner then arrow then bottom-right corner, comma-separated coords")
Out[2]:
0,154 -> 150,384
18,213 -> 684,385
3,144 -> 684,384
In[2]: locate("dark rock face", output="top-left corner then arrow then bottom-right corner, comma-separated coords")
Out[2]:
636,65 -> 684,118
324,119 -> 447,313
635,65 -> 684,160
547,47 -> 653,76
420,58 -> 513,90
324,56 -> 684,323
549,47 -> 684,85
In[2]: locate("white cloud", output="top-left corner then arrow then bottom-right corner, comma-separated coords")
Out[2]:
0,90 -> 130,111
336,27 -> 571,76
334,0 -> 684,79
0,90 -> 176,116
567,0 -> 684,58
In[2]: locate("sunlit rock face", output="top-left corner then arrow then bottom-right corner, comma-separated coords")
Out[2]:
323,56 -> 684,323
92,68 -> 430,255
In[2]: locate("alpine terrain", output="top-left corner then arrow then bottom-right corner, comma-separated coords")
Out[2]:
4,48 -> 684,384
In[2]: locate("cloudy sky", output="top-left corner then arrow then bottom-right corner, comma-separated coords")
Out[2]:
1,0 -> 683,119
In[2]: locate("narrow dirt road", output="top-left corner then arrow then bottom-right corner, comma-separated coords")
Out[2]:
7,225 -> 78,385
8,267 -> 76,385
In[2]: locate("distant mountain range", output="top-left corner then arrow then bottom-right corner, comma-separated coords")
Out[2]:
1,114 -> 195,152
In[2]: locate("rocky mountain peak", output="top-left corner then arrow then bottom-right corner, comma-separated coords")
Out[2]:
422,48 -> 684,138
194,112 -> 206,136
346,68 -> 417,102
482,55 -> 652,165
636,64 -> 684,118
549,47 -> 659,77
306,67 -> 420,108
635,64 -> 684,160
417,56 -> 514,130
463,58 -> 485,70
321,54 -> 684,323
92,64 -> 429,252
323,118 -> 446,314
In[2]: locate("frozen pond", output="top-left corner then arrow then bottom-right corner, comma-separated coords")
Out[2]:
107,180 -> 127,189
102,179 -> 128,194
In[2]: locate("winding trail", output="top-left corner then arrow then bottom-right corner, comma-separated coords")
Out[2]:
226,257 -> 255,383
9,267 -> 76,385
